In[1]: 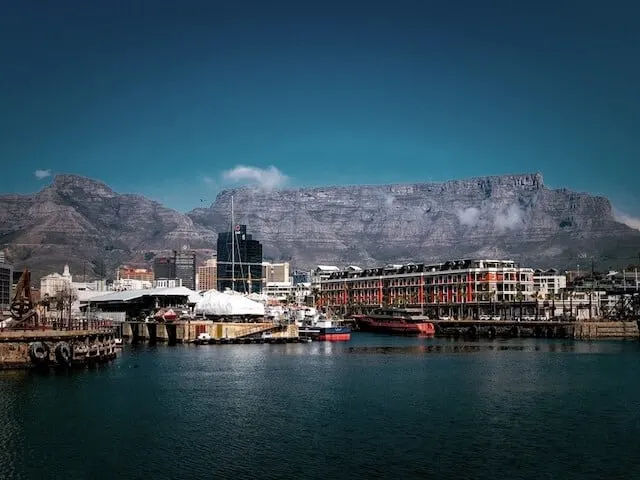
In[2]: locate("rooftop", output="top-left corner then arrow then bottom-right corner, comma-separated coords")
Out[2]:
88,286 -> 201,304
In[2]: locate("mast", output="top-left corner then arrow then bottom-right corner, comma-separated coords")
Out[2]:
231,195 -> 235,292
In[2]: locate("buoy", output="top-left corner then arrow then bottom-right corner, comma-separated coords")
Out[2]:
54,342 -> 72,366
29,342 -> 50,365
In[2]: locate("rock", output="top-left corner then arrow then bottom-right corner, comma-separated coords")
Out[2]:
0,172 -> 638,280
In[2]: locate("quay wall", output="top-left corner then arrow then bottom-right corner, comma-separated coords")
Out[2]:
573,321 -> 639,340
0,330 -> 117,369
123,321 -> 298,343
431,319 -> 639,340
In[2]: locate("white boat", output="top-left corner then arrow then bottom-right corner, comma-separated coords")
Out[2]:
114,338 -> 123,348
194,332 -> 212,345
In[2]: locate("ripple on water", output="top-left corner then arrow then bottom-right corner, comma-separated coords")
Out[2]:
0,338 -> 639,479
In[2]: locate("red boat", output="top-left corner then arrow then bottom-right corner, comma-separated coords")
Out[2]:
353,308 -> 435,336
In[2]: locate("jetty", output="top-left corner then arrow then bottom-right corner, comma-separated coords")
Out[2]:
423,318 -> 640,340
0,269 -> 118,370
122,320 -> 300,344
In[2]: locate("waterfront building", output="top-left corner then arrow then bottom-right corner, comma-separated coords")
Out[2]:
291,270 -> 311,285
153,256 -> 176,280
216,224 -> 263,294
174,249 -> 197,290
262,262 -> 290,285
40,264 -> 73,298
0,262 -> 12,311
317,259 -> 535,311
311,265 -> 340,286
533,268 -> 567,298
197,258 -> 217,291
263,281 -> 313,304
117,265 -> 154,282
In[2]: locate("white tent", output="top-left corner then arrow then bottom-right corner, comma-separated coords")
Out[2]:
194,290 -> 265,316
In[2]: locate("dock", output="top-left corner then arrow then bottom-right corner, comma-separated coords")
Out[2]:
0,328 -> 118,369
122,320 -> 300,344
424,318 -> 640,340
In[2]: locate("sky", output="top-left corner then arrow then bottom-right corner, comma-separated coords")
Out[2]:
1,0 -> 639,223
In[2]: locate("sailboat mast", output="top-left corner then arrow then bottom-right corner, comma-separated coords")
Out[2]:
231,195 -> 235,292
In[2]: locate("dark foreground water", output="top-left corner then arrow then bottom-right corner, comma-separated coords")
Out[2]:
2,334 -> 640,479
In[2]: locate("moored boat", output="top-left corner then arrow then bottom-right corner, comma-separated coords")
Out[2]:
298,312 -> 351,342
353,308 -> 435,336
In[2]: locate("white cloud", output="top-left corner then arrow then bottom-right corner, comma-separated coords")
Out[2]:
457,207 -> 481,227
34,169 -> 52,179
613,209 -> 640,231
203,176 -> 214,185
221,165 -> 288,190
494,204 -> 524,231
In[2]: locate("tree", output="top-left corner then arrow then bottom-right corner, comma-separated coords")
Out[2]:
55,284 -> 78,329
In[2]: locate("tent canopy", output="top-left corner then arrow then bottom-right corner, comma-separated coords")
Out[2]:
194,290 -> 265,316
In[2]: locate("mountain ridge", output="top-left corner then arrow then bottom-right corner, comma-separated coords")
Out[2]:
1,172 -> 638,281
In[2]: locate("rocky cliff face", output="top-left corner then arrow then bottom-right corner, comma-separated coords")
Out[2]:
189,173 -> 640,269
0,173 -> 638,280
0,175 -> 214,280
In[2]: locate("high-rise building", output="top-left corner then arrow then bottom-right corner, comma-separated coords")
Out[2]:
174,249 -> 197,290
216,224 -> 263,293
153,256 -> 176,280
0,262 -> 12,311
0,251 -> 5,264
197,258 -> 217,291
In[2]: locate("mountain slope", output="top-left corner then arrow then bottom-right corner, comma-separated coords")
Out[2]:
0,173 -> 638,281
188,173 -> 640,269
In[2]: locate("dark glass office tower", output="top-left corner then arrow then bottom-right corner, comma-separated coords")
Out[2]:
153,256 -> 176,280
174,250 -> 196,290
216,225 -> 263,293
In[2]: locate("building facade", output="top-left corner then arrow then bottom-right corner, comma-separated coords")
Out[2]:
533,268 -> 567,298
216,224 -> 263,293
311,265 -> 340,286
317,259 -> 535,311
0,262 -> 12,311
197,258 -> 217,291
291,270 -> 311,285
174,250 -> 197,290
262,262 -> 290,284
117,266 -> 154,282
40,264 -> 73,298
153,256 -> 176,280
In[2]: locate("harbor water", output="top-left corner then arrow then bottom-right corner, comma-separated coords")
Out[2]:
2,334 -> 640,479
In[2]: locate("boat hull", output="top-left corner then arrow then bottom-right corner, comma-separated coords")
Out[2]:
300,326 -> 351,341
318,326 -> 351,341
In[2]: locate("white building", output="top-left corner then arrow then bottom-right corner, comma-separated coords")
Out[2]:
262,281 -> 312,304
153,278 -> 183,289
533,268 -> 567,298
311,265 -> 340,286
40,264 -> 73,298
112,278 -> 153,291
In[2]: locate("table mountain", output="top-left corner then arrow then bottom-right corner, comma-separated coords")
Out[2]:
1,173 -> 638,281
189,173 -> 640,270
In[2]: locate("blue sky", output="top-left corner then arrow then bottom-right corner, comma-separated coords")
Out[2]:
1,0 -> 639,223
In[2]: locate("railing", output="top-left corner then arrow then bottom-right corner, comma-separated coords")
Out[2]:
1,318 -> 116,332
